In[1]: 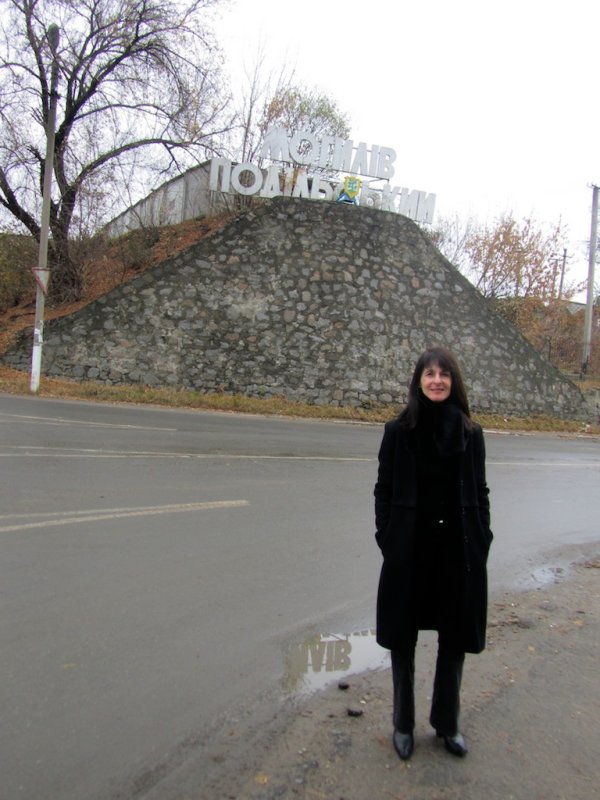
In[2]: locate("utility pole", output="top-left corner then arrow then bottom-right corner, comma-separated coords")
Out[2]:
581,184 -> 598,377
557,247 -> 567,300
30,24 -> 60,393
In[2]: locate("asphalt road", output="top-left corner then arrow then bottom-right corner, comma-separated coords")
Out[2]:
1,394 -> 599,800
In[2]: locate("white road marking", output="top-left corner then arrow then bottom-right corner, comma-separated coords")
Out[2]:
0,412 -> 176,431
0,445 -> 372,462
1,446 -> 597,467
0,500 -> 249,534
0,447 -> 599,466
489,460 -> 600,468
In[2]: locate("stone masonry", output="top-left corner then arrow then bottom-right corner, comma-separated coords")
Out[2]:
3,197 -> 587,418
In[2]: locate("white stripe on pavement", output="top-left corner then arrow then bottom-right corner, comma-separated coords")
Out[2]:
0,412 -> 176,431
0,500 -> 249,534
0,445 -> 373,462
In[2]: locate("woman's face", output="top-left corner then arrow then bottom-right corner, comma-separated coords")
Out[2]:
420,361 -> 452,402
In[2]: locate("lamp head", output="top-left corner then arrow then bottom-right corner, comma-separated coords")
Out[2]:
47,24 -> 60,54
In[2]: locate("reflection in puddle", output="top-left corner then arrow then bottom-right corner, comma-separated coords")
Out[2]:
529,564 -> 566,588
283,629 -> 390,694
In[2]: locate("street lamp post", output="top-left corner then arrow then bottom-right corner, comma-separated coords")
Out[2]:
30,23 -> 60,393
581,184 -> 598,378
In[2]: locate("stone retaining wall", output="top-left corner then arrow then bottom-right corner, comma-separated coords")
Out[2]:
4,197 -> 587,418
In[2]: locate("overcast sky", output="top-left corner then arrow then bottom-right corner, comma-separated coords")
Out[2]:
214,0 -> 600,300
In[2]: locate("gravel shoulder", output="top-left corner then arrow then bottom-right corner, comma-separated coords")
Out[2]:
199,552 -> 600,800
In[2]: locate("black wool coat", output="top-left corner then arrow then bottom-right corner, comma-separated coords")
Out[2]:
374,418 -> 493,654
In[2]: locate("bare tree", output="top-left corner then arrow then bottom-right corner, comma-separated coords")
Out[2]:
257,86 -> 350,145
427,211 -> 595,372
427,213 -> 480,272
233,51 -> 294,165
430,212 -> 576,301
464,214 -> 570,300
220,54 -> 351,209
0,0 -> 234,301
233,53 -> 350,167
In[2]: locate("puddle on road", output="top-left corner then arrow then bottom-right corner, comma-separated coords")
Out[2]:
282,628 -> 389,695
528,564 -> 567,588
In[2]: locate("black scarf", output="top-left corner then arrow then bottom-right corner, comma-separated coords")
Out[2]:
416,391 -> 468,459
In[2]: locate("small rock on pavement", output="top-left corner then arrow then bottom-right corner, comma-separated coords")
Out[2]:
347,707 -> 364,717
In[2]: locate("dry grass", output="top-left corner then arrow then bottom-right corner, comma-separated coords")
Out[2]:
574,377 -> 600,393
0,365 -> 389,422
0,215 -> 235,355
0,365 -> 598,435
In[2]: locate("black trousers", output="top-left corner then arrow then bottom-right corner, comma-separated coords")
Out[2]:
391,631 -> 465,736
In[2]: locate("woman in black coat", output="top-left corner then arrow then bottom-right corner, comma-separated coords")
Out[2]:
374,347 -> 492,761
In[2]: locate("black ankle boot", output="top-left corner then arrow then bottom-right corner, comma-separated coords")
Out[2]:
393,730 -> 414,760
437,730 -> 468,757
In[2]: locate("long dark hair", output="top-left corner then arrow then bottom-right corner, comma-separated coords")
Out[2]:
398,347 -> 472,429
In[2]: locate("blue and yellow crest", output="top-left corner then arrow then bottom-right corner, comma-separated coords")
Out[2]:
336,176 -> 362,205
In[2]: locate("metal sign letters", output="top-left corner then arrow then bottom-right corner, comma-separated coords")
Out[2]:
209,127 -> 436,223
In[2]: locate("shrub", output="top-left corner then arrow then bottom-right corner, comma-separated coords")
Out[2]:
0,234 -> 37,313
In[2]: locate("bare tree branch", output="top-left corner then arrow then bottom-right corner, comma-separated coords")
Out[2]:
0,0 -> 234,301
